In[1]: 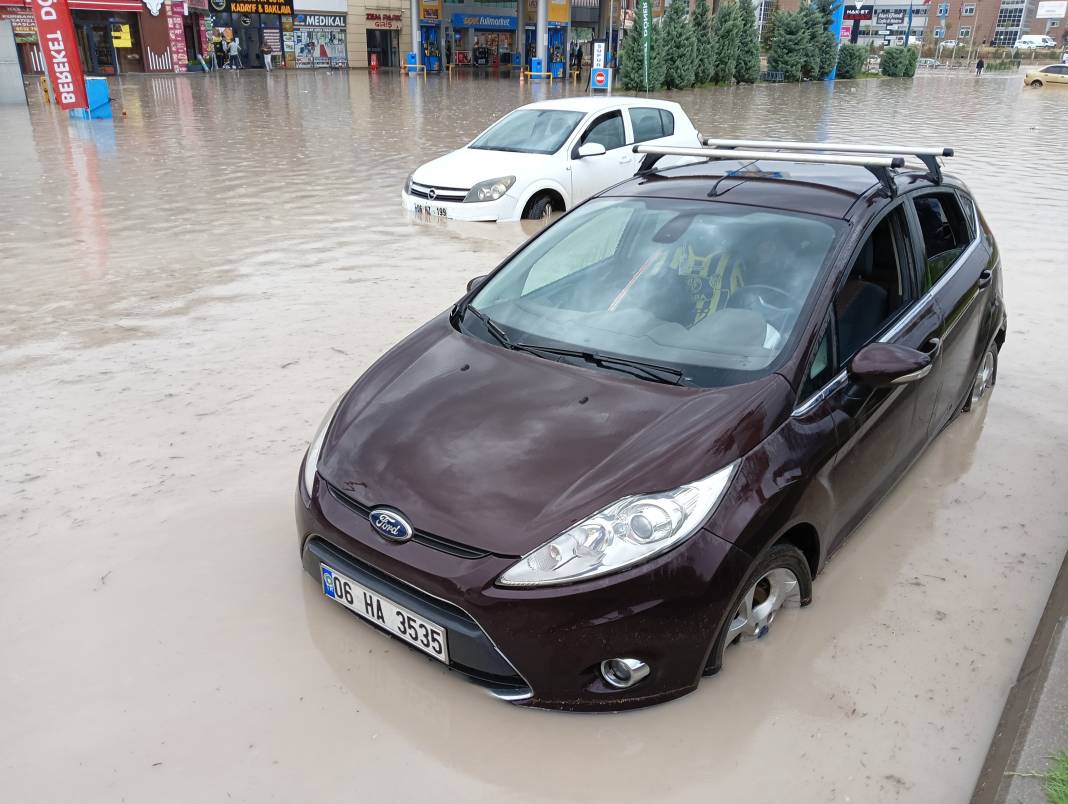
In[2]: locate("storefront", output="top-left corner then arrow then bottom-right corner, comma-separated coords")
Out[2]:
448,10 -> 515,68
0,5 -> 42,73
523,0 -> 569,75
206,0 -> 293,68
70,3 -> 148,75
182,0 -> 211,67
293,11 -> 346,67
364,9 -> 401,68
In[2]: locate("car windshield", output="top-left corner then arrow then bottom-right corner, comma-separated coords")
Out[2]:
469,109 -> 585,155
466,197 -> 843,387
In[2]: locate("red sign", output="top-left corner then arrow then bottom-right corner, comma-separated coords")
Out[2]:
592,67 -> 608,88
30,0 -> 87,109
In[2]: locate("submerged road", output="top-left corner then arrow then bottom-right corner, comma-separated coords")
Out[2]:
1,70 -> 1066,803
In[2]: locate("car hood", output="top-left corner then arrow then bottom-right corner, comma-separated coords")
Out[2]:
413,147 -> 558,189
319,315 -> 794,557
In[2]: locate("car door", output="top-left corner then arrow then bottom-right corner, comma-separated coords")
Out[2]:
809,203 -> 944,548
1050,65 -> 1068,84
569,109 -> 634,203
908,188 -> 996,432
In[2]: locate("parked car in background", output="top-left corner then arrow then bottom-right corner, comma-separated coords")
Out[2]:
1024,63 -> 1068,86
401,97 -> 701,222
304,139 -> 1006,711
1015,35 -> 1057,50
918,58 -> 944,68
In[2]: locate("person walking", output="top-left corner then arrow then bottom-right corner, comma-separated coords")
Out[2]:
262,40 -> 273,71
228,36 -> 243,70
975,57 -> 985,76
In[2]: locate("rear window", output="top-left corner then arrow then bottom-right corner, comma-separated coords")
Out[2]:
913,192 -> 973,287
628,107 -> 675,143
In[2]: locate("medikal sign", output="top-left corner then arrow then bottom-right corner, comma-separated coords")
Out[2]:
31,0 -> 87,110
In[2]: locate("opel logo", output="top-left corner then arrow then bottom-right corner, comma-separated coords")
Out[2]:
428,188 -> 437,200
369,508 -> 413,543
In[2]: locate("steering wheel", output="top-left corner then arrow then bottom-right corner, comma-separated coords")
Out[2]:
727,285 -> 794,331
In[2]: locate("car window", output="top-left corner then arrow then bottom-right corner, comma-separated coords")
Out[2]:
799,320 -> 834,401
581,111 -> 626,151
912,192 -> 972,287
629,107 -> 666,143
660,109 -> 675,136
833,207 -> 911,363
469,109 -> 585,155
956,192 -> 977,238
521,205 -> 636,295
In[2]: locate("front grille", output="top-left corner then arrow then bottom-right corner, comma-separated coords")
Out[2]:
409,181 -> 468,202
325,482 -> 493,560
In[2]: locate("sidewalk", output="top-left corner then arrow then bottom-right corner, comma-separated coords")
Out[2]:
972,547 -> 1068,804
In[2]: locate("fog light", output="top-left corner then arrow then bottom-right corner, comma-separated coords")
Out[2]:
600,658 -> 650,689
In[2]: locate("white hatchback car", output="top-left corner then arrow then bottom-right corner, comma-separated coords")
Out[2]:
401,97 -> 701,222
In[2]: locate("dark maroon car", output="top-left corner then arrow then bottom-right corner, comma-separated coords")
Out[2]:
296,141 -> 1005,711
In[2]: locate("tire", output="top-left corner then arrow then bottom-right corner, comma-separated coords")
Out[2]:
523,194 -> 555,221
704,543 -> 813,676
1031,80 -> 1043,88
963,342 -> 998,412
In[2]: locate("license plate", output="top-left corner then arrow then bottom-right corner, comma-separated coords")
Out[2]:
320,563 -> 449,663
413,203 -> 448,219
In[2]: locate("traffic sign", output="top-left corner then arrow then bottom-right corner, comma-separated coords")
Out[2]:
593,41 -> 605,69
591,67 -> 611,91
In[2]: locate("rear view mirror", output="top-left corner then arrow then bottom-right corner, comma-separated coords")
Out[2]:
575,142 -> 607,159
848,343 -> 932,387
467,275 -> 488,293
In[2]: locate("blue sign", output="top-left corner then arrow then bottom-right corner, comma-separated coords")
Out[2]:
451,13 -> 517,30
591,67 -> 611,90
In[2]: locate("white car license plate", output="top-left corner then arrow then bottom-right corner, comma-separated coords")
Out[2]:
320,563 -> 449,664
413,203 -> 448,219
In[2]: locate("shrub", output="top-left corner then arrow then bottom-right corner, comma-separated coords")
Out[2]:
880,45 -> 907,76
835,42 -> 866,78
692,0 -> 715,84
662,0 -> 696,89
709,1 -> 742,84
735,0 -> 761,83
902,46 -> 919,76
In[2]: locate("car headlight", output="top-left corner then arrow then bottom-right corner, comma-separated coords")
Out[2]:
404,173 -> 414,195
301,394 -> 344,498
464,176 -> 515,203
497,462 -> 737,587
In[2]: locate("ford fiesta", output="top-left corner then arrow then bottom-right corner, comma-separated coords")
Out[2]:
297,140 -> 1006,711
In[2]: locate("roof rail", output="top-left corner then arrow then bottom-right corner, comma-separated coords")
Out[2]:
702,138 -> 953,185
632,144 -> 903,196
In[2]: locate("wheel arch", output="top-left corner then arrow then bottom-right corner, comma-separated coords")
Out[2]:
773,522 -> 821,580
517,181 -> 568,217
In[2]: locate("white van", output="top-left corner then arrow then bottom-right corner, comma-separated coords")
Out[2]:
1015,35 -> 1057,50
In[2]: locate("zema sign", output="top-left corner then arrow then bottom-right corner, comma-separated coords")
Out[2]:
30,0 -> 87,110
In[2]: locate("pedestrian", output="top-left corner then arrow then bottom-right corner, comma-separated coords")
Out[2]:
975,57 -> 984,76
262,39 -> 273,71
228,36 -> 243,70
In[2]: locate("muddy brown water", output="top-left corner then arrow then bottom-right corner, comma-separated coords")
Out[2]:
1,71 -> 1066,803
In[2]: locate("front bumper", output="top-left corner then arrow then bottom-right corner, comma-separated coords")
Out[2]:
400,189 -> 520,222
297,471 -> 752,711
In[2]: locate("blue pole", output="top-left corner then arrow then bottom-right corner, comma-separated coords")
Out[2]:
903,1 -> 914,48
827,0 -> 846,79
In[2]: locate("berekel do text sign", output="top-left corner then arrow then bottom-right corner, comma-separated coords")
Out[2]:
30,0 -> 87,110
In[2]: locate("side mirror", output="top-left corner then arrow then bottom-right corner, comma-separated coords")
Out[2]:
575,142 -> 607,159
848,343 -> 932,387
467,274 -> 488,293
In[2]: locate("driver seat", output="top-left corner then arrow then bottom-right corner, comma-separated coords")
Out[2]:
837,239 -> 888,360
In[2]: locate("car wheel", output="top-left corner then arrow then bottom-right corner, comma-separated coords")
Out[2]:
963,344 -> 998,412
523,194 -> 555,221
704,543 -> 812,675
1031,80 -> 1043,87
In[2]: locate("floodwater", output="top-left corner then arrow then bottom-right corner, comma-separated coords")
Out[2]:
1,69 -> 1066,803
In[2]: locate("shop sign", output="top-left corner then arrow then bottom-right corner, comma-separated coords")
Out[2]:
419,0 -> 439,21
450,13 -> 516,30
30,0 -> 88,110
295,13 -> 344,27
875,8 -> 906,25
842,3 -> 873,21
209,0 -> 293,14
0,8 -> 38,43
1037,0 -> 1067,18
186,0 -> 209,10
366,11 -> 401,28
110,22 -> 132,46
525,0 -> 569,24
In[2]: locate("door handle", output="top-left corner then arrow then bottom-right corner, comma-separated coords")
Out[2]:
977,269 -> 992,289
922,337 -> 942,359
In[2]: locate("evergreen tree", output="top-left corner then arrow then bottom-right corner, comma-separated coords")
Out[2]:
692,0 -> 715,84
799,1 -> 824,79
767,10 -> 807,81
709,1 -> 741,84
619,0 -> 656,91
734,0 -> 761,83
661,0 -> 697,89
902,46 -> 919,76
835,42 -> 866,78
650,19 -> 667,89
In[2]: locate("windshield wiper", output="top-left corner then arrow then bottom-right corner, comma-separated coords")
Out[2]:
513,343 -> 688,386
463,305 -> 516,351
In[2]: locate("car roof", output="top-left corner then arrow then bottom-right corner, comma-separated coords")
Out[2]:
520,96 -> 679,114
601,158 -> 962,219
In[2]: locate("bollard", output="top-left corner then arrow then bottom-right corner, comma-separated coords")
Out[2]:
39,75 -> 51,104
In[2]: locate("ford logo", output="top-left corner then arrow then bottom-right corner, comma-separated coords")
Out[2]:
369,508 -> 413,543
